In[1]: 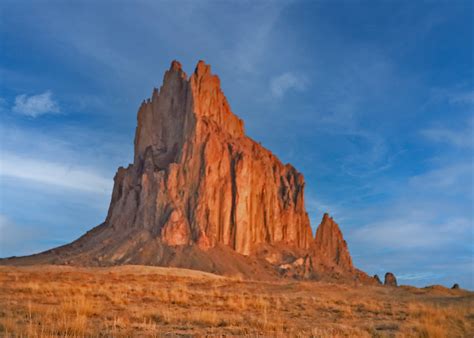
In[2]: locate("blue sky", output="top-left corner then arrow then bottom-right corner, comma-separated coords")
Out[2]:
0,0 -> 472,288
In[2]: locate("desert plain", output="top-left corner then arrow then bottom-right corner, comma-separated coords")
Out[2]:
0,265 -> 472,337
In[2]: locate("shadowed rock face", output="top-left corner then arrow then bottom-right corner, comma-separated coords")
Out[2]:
1,60 -> 375,283
106,60 -> 312,256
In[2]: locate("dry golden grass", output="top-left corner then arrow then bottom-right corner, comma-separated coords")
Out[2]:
0,265 -> 472,337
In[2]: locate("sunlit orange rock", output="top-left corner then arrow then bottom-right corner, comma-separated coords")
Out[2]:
312,213 -> 354,271
106,60 -> 313,255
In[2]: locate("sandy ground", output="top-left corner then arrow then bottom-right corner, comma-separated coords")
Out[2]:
0,265 -> 472,337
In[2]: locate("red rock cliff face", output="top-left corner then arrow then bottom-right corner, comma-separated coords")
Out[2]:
105,60 -> 313,256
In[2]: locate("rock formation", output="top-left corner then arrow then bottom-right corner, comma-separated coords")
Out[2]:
384,272 -> 397,287
0,60 -> 375,283
312,213 -> 354,272
373,274 -> 382,285
106,60 -> 312,255
451,283 -> 460,290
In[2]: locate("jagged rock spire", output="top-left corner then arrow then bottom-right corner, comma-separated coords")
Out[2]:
313,213 -> 354,271
107,60 -> 313,255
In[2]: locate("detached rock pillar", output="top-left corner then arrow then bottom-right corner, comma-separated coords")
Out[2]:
384,272 -> 397,287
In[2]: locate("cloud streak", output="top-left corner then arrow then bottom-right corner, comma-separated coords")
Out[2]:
449,90 -> 474,105
409,162 -> 472,192
397,272 -> 443,281
0,152 -> 111,194
270,72 -> 308,98
352,217 -> 470,249
12,91 -> 60,117
421,119 -> 474,148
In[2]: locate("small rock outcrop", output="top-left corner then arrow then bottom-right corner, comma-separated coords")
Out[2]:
278,255 -> 314,279
451,283 -> 460,290
374,274 -> 382,284
384,272 -> 397,287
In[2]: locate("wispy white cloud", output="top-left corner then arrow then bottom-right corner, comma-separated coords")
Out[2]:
349,156 -> 472,251
220,2 -> 288,75
397,272 -> 443,281
0,152 -> 111,194
270,72 -> 308,98
12,91 -> 60,117
0,122 -> 131,175
425,87 -> 474,109
421,118 -> 473,148
340,132 -> 391,177
409,162 -> 472,192
449,90 -> 474,105
352,217 -> 470,249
